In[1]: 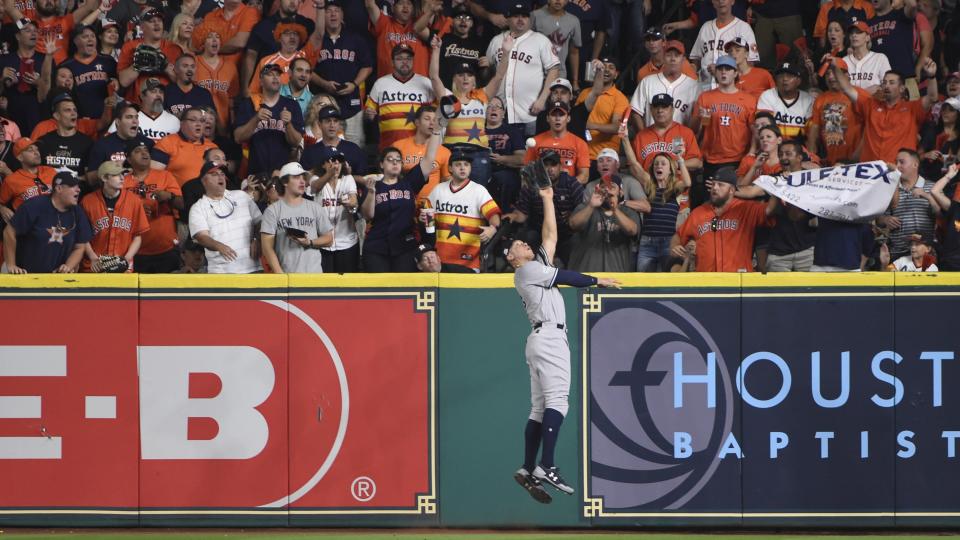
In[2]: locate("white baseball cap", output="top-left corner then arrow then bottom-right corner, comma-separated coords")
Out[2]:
550,78 -> 573,92
279,162 -> 307,178
597,148 -> 620,162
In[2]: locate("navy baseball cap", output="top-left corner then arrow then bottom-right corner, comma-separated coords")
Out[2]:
53,170 -> 80,187
318,146 -> 346,163
260,63 -> 283,77
317,105 -> 341,120
650,93 -> 673,107
140,7 -> 163,21
775,61 -> 801,77
712,166 -> 738,186
450,148 -> 471,164
51,92 -> 74,111
391,43 -> 415,58
540,150 -> 560,164
415,243 -> 437,262
452,62 -> 475,75
125,137 -> 152,155
505,2 -> 530,16
452,4 -> 472,18
325,0 -> 344,7
644,26 -> 664,40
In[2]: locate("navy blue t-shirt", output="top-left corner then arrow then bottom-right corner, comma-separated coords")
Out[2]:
301,139 -> 368,177
565,0 -> 611,67
940,200 -> 960,269
164,83 -> 216,119
87,133 -> 155,172
363,166 -> 426,256
234,95 -> 305,175
314,31 -> 374,118
59,54 -> 117,119
10,195 -> 92,273
814,218 -> 874,270
486,123 -> 524,159
869,8 -> 915,77
0,51 -> 44,136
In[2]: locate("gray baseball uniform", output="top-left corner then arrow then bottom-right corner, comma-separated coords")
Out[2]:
515,246 -> 570,419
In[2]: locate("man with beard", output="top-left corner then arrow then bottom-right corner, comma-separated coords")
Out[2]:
365,43 -> 434,150
670,166 -> 776,272
243,0 -> 314,91
301,105 -> 365,176
234,63 -> 304,175
154,106 -> 219,186
764,141 -> 816,272
260,161 -> 333,273
116,8 -> 181,102
87,102 -> 153,184
417,2 -> 485,84
109,77 -> 180,141
366,0 -> 428,77
0,20 -> 44,135
122,138 -> 183,273
4,0 -> 100,65
576,57 -> 629,161
312,0 -> 373,148
0,138 -> 55,222
36,93 -> 94,178
164,54 -> 215,119
279,57 -> 313,118
59,24 -> 118,120
3,170 -> 92,273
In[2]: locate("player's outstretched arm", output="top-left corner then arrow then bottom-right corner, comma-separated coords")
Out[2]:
540,185 -> 557,263
553,269 -> 621,288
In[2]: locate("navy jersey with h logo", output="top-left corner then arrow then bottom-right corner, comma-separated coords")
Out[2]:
60,55 -> 117,119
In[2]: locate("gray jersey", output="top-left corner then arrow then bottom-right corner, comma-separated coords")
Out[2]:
514,246 -> 566,326
530,8 -> 582,79
261,198 -> 333,273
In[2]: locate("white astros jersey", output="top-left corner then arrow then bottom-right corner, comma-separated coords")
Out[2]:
842,51 -> 892,90
690,17 -> 760,91
630,72 -> 701,127
756,88 -> 814,139
487,29 -> 561,124
108,110 -> 180,141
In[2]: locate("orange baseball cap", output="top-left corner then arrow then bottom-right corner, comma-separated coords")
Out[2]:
13,137 -> 35,157
848,21 -> 870,34
665,40 -> 685,55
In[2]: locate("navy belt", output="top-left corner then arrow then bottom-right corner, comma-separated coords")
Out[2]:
533,322 -> 565,330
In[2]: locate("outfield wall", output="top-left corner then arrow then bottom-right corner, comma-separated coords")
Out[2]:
0,273 -> 958,528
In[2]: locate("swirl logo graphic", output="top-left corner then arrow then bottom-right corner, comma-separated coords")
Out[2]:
588,301 -> 734,510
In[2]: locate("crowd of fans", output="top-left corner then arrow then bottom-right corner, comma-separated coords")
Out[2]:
1,0 -> 959,275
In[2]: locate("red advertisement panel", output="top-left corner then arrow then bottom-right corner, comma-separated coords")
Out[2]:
0,298 -> 140,508
287,296 -> 433,511
138,299 -> 289,508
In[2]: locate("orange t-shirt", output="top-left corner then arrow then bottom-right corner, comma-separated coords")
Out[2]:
636,58 -> 698,82
576,86 -> 631,159
153,133 -> 220,186
631,122 -> 702,170
372,15 -> 429,77
117,39 -> 183,103
856,90 -> 926,163
524,131 -> 591,178
736,154 -> 783,178
0,166 -> 55,209
122,170 -> 182,256
677,198 -> 775,272
693,88 -> 756,164
736,67 -> 775,99
247,43 -> 320,95
809,90 -> 863,165
35,15 -> 74,65
195,4 -> 260,66
79,189 -> 150,272
196,55 -> 240,130
30,119 -> 100,141
393,136 -> 452,205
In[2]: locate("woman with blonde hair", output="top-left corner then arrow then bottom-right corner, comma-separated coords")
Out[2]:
304,93 -> 339,146
167,14 -> 196,55
635,153 -> 691,272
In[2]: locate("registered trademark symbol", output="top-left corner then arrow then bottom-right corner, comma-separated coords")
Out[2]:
351,476 -> 376,502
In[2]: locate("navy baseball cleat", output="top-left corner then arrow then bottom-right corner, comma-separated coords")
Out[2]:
533,465 -> 574,495
514,468 -> 552,504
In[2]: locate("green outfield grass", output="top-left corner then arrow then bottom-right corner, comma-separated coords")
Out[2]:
2,534 -> 960,540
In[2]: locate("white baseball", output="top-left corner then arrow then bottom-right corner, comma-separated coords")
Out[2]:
525,137 -> 537,149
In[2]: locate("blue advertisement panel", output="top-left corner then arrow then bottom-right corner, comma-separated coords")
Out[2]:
582,286 -> 743,526
583,276 -> 960,526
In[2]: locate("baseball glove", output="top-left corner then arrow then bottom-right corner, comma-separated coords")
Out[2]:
133,44 -> 168,73
97,255 -> 130,273
519,158 -> 552,191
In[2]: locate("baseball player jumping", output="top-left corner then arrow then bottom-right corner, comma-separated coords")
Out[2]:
504,181 -> 620,504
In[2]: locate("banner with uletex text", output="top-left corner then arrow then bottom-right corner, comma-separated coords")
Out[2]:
584,281 -> 960,526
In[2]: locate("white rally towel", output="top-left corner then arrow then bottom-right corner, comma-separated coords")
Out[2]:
754,161 -> 900,223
